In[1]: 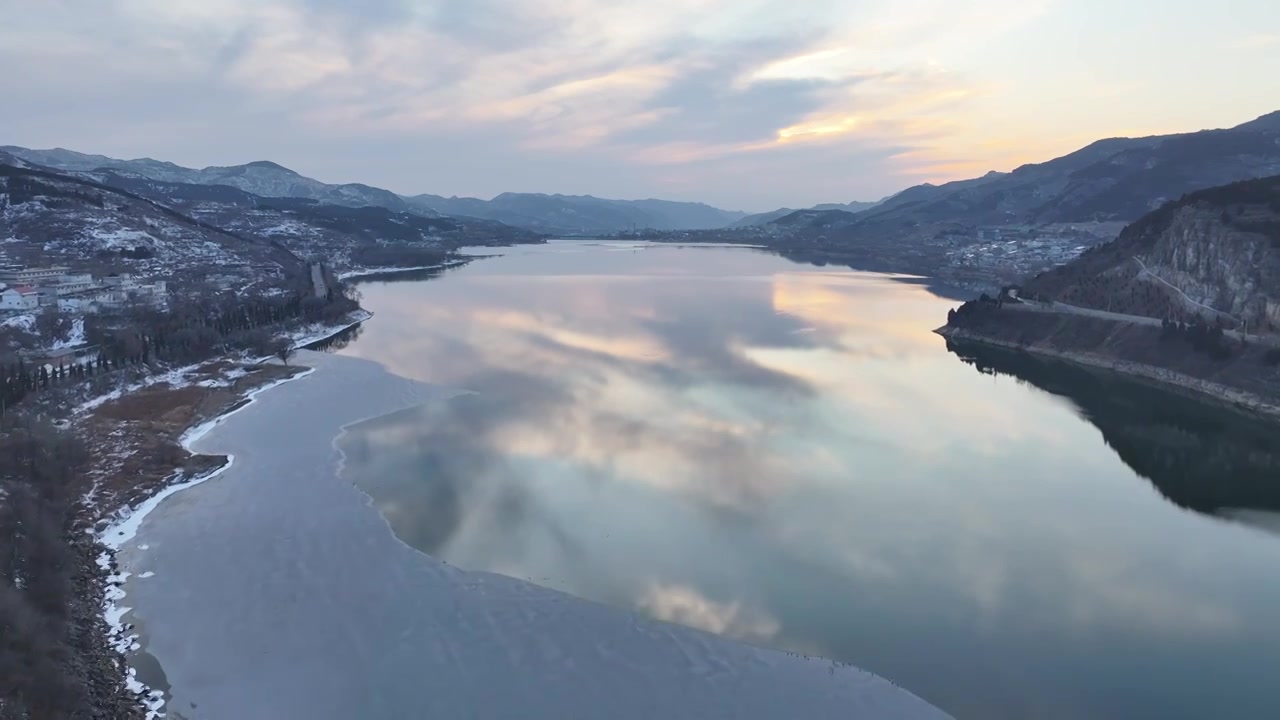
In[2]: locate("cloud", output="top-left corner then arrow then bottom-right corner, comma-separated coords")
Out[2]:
1233,32 -> 1280,50
17,0 -> 1265,209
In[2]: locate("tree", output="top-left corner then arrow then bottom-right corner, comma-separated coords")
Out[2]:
272,339 -> 296,366
0,414 -> 96,717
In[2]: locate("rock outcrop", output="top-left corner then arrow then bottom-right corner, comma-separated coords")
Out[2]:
1025,175 -> 1280,331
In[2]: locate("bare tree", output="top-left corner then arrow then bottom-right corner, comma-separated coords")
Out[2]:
272,339 -> 296,366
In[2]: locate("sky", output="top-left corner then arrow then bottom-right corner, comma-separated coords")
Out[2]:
1,0 -> 1278,211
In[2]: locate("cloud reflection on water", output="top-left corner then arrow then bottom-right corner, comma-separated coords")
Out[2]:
335,244 -> 1280,720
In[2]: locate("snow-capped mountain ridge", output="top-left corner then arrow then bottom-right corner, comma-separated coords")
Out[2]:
2,146 -> 749,233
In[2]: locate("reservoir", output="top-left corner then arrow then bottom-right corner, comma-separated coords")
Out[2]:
335,241 -> 1280,719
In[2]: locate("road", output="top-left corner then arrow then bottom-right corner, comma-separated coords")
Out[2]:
310,262 -> 326,299
1130,256 -> 1242,327
1006,299 -> 1163,327
1006,298 -> 1278,346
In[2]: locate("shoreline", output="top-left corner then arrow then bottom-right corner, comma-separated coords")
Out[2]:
287,309 -> 373,349
84,311 -> 374,717
337,259 -> 471,281
97,366 -> 318,716
937,326 -> 1280,420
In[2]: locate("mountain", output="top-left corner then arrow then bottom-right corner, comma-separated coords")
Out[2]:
406,192 -> 747,234
1233,109 -> 1280,133
0,162 -> 303,288
811,200 -> 882,213
0,147 -> 433,217
789,111 -> 1280,236
2,146 -> 749,234
0,149 -> 30,169
1024,175 -> 1280,331
72,169 -> 541,272
731,200 -> 880,228
771,208 -> 863,229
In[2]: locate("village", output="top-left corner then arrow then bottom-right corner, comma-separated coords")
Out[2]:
0,265 -> 168,314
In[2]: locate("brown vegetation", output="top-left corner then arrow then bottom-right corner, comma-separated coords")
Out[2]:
81,361 -> 302,518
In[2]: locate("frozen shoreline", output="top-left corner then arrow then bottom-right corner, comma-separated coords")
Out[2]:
95,366 -> 318,717
337,259 -> 470,281
286,309 -> 373,349
90,311 -> 370,717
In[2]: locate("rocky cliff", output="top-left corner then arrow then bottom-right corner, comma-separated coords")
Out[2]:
1025,175 -> 1280,331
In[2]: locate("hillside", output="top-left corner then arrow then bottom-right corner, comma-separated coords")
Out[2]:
1024,175 -> 1280,331
787,111 -> 1280,236
940,175 -> 1280,415
0,147 -> 429,217
732,200 -> 880,228
2,146 -> 748,234
0,163 -> 302,288
771,208 -> 862,229
78,170 -> 541,272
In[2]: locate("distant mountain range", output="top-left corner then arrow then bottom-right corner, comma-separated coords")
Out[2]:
0,147 -> 427,216
1,145 -> 899,235
1,146 -> 767,235
402,192 -> 749,234
9,107 -> 1277,248
771,110 -> 1280,235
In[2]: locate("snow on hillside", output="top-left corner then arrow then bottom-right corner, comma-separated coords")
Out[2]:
1,313 -> 35,331
255,219 -> 317,238
52,318 -> 86,349
82,221 -> 160,250
0,167 -> 301,285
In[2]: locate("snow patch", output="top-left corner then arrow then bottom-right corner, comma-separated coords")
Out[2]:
74,363 -> 204,416
52,317 -> 86,349
1,312 -> 36,331
338,260 -> 467,280
258,220 -> 312,237
88,226 -> 158,250
285,310 -> 373,349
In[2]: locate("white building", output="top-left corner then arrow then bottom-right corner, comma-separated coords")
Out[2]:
101,274 -> 138,290
0,286 -> 40,311
0,266 -> 70,285
0,267 -> 169,313
37,273 -> 96,299
58,297 -> 93,313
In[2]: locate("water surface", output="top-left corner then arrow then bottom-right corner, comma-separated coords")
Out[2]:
337,241 -> 1280,719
